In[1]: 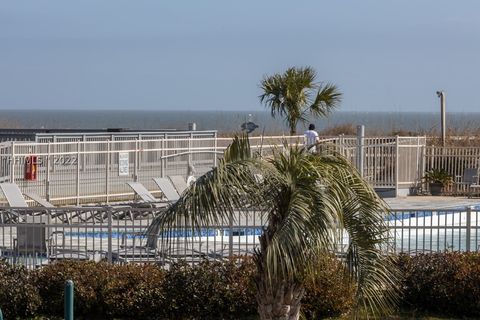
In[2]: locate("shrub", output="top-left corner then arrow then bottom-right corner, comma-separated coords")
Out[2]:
0,261 -> 41,318
398,252 -> 480,317
101,263 -> 166,319
301,255 -> 356,318
0,256 -> 365,319
162,258 -> 257,319
34,260 -> 109,317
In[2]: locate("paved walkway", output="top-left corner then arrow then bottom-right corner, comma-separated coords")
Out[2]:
385,196 -> 480,210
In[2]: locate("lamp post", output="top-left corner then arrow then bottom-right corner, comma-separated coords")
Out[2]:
436,91 -> 446,147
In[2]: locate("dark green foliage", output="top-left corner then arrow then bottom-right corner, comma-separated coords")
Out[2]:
34,261 -> 168,319
10,253 -> 480,319
0,259 -> 257,319
162,258 -> 257,319
423,168 -> 453,185
0,262 -> 41,319
101,263 -> 166,319
302,256 -> 356,319
34,260 -> 109,316
397,252 -> 480,317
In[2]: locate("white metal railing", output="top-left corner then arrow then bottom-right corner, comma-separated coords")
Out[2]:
0,206 -> 478,270
421,146 -> 480,195
0,134 -> 429,204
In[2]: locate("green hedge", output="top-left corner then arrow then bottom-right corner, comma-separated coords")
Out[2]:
0,262 -> 41,319
0,256 -> 354,319
4,253 -> 480,319
397,252 -> 480,317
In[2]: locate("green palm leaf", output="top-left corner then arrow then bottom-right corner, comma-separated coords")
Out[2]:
149,135 -> 399,319
259,66 -> 342,135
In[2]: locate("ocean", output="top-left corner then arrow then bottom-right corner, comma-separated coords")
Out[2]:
0,109 -> 479,135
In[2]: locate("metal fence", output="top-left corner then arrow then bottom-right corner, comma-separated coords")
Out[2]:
424,146 -> 480,194
0,134 -> 431,204
0,206 -> 264,269
1,206 -> 479,269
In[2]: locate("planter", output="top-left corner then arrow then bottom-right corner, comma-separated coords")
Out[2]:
429,182 -> 444,196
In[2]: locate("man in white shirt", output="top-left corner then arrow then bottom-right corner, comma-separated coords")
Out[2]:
304,124 -> 319,153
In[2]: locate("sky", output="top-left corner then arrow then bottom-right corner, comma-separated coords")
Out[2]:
1,1 -> 480,112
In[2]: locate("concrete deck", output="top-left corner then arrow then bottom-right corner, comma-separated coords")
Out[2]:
385,196 -> 480,210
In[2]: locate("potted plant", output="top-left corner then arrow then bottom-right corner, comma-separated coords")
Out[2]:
423,168 -> 453,196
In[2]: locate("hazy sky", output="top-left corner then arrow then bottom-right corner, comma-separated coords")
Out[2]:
1,1 -> 479,112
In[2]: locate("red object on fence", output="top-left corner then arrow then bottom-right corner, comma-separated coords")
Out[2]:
24,155 -> 37,181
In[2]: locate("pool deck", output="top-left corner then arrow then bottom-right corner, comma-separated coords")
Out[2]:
385,196 -> 480,210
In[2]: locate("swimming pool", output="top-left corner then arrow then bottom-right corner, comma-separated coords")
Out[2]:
64,227 -> 264,239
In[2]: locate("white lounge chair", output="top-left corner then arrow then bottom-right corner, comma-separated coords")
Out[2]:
126,182 -> 159,203
0,183 -> 29,207
113,229 -> 163,264
456,168 -> 480,197
0,183 -> 55,208
152,178 -> 180,202
168,175 -> 188,195
24,192 -> 55,208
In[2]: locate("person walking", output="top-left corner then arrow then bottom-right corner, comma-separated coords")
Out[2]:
304,123 -> 319,153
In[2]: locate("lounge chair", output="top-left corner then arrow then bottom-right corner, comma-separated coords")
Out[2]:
0,183 -> 55,208
126,182 -> 169,215
0,183 -> 57,223
152,178 -> 180,202
168,175 -> 188,195
126,182 -> 159,203
455,168 -> 480,197
113,229 -> 164,264
0,183 -> 30,207
24,192 -> 55,208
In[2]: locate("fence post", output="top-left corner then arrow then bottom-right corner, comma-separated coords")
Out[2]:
213,132 -> 218,168
46,142 -> 51,201
107,207 -> 113,263
466,206 -> 472,252
105,141 -> 110,204
76,142 -> 80,206
188,132 -> 193,170
339,134 -> 344,156
356,125 -> 365,178
65,280 -> 74,320
160,135 -> 165,178
395,135 -> 400,197
228,211 -> 233,258
10,141 -> 15,183
134,140 -> 139,182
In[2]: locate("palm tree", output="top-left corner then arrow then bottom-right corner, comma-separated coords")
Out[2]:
260,66 -> 342,135
149,136 -> 399,320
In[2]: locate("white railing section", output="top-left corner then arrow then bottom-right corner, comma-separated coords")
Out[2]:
424,146 -> 480,194
0,206 -> 478,269
0,134 -> 431,204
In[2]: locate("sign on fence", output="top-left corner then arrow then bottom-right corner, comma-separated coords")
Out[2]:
118,152 -> 129,176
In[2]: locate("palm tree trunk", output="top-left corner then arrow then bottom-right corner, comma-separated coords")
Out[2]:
255,274 -> 305,320
289,125 -> 296,136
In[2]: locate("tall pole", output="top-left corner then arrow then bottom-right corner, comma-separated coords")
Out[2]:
436,91 -> 446,147
356,125 -> 365,178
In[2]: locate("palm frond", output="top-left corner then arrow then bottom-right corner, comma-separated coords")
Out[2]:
148,136 -> 400,317
307,83 -> 342,118
260,66 -> 342,134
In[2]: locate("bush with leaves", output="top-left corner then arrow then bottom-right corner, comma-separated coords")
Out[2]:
398,252 -> 480,317
101,263 -> 166,319
0,261 -> 41,318
162,258 -> 257,319
302,255 -> 356,318
34,260 -> 109,317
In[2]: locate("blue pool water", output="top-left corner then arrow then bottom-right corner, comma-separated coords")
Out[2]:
386,204 -> 480,221
65,227 -> 263,239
